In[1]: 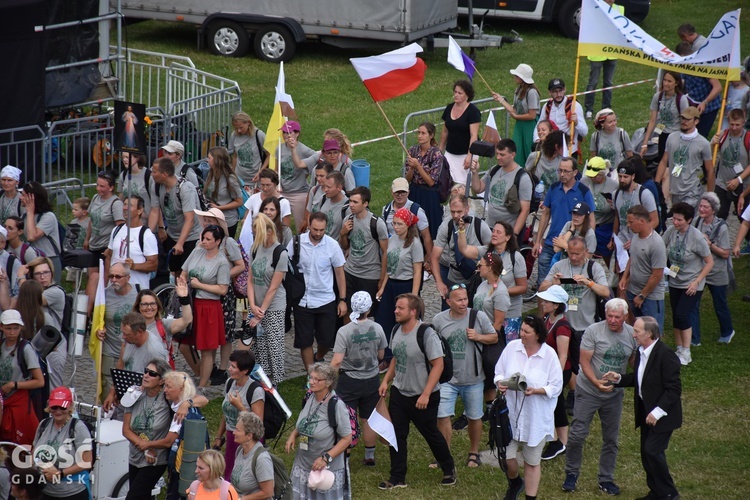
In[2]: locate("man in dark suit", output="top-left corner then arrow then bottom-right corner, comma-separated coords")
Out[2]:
603,316 -> 682,500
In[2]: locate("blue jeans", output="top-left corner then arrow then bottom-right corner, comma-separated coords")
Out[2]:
537,244 -> 557,287
626,291 -> 665,334
585,60 -> 617,113
690,283 -> 733,344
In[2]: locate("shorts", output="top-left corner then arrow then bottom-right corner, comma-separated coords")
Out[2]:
293,300 -> 338,349
345,272 -> 380,317
335,373 -> 380,419
164,237 -> 197,273
438,381 -> 485,420
89,248 -> 106,268
506,438 -> 546,466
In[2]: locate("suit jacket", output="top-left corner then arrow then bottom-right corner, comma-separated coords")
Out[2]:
617,340 -> 682,433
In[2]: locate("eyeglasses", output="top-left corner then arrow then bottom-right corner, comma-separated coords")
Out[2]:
139,302 -> 158,308
49,406 -> 67,412
33,270 -> 52,277
679,116 -> 696,121
308,375 -> 325,383
323,150 -> 340,155
108,274 -> 128,280
144,369 -> 161,378
98,170 -> 115,181
525,315 -> 537,322
393,191 -> 408,195
449,283 -> 467,291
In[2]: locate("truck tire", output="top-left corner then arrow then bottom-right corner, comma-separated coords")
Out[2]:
557,0 -> 581,39
254,25 -> 296,63
207,20 -> 250,57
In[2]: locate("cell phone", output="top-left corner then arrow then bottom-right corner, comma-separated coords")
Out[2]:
558,278 -> 577,285
602,192 -> 612,200
462,215 -> 473,224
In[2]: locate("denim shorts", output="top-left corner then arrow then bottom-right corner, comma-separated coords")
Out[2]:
438,381 -> 485,420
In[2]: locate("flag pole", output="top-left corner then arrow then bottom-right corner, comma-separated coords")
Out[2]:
374,101 -> 411,156
569,55 -> 582,154
711,78 -> 731,164
473,68 -> 495,95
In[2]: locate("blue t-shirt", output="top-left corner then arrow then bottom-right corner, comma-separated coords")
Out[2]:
542,180 -> 596,246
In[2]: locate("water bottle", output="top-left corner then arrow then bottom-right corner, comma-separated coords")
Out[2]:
534,180 -> 545,201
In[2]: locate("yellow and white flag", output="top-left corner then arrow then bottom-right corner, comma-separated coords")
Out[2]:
263,62 -> 296,170
88,261 -> 106,403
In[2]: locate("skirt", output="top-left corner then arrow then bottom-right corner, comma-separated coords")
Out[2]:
193,298 -> 226,351
409,183 -> 443,240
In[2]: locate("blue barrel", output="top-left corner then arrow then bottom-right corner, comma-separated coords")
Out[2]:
351,159 -> 370,188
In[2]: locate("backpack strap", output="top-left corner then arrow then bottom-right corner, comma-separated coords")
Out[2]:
369,214 -> 381,241
474,216 -> 484,246
36,213 -> 62,256
382,201 -> 392,223
255,129 -> 268,163
586,259 -> 595,281
292,234 -> 301,266
592,131 -> 599,153
5,253 -> 16,284
483,165 -> 502,206
188,480 -> 201,498
416,323 -> 433,371
327,395 -> 339,442
270,244 -> 286,269
468,309 -> 480,376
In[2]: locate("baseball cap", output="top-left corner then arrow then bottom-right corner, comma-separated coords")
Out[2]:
161,140 -> 184,155
0,309 -> 23,326
391,177 -> 409,192
584,156 -> 608,177
548,78 -> 565,91
48,387 -> 74,409
322,139 -> 340,151
571,202 -> 591,216
536,285 -> 569,311
617,164 -> 636,176
680,106 -> 701,120
279,121 -> 301,133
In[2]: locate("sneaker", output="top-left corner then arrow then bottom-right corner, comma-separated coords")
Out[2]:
504,477 -> 525,499
452,414 -> 469,430
440,469 -> 457,486
599,481 -> 622,495
562,473 -> 578,492
363,458 -> 376,467
691,342 -> 701,347
677,350 -> 688,366
378,480 -> 406,490
541,440 -> 566,460
585,111 -> 593,120
718,331 -> 736,344
684,350 -> 692,364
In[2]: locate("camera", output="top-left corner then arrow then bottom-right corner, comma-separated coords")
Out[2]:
461,215 -> 472,224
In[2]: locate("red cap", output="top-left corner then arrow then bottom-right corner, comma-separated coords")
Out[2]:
48,386 -> 73,409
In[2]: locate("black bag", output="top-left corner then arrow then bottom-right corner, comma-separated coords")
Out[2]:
16,339 -> 50,421
227,379 -> 288,442
586,260 -> 612,323
488,394 -> 513,471
416,323 -> 453,384
286,236 -> 306,307
469,140 -> 497,157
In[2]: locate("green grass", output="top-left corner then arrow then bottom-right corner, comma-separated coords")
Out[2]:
122,2 -> 750,497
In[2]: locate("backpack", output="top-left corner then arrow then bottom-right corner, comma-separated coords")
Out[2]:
225,379 -> 289,442
35,213 -> 66,260
382,200 -> 420,231
526,152 -> 543,213
544,96 -> 574,122
111,225 -> 148,254
286,236 -> 306,307
657,90 -> 688,116
46,285 -> 73,341
484,165 -> 529,215
718,130 -> 750,160
251,446 -> 292,500
488,395 -> 512,471
231,241 -> 251,298
255,129 -> 268,164
188,479 -> 235,500
154,319 -> 176,369
424,148 -> 453,203
15,338 -> 50,421
15,242 -> 46,265
417,322 -> 454,384
156,175 -> 210,212
119,167 -> 152,202
301,391 -> 361,449
37,416 -> 97,466
168,406 -> 210,481
586,259 -> 612,323
547,313 -> 576,372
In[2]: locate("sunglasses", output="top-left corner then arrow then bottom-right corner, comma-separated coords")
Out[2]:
449,283 -> 467,291
98,171 -> 115,181
108,274 -> 128,280
49,406 -> 67,411
144,369 -> 161,378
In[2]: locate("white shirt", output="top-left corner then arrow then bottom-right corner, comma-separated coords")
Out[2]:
493,339 -> 563,447
107,224 -> 158,291
287,233 -> 346,309
535,98 -> 589,152
637,339 -> 667,421
244,192 -> 291,221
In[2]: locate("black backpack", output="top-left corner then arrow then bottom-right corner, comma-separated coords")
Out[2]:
15,339 -> 50,421
37,416 -> 97,465
585,259 -> 612,323
488,395 -> 512,471
417,323 -> 453,384
226,379 -> 288,442
47,285 -> 74,341
287,235 -> 306,307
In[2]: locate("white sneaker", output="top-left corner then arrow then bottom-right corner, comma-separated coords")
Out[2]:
677,350 -> 688,366
684,350 -> 692,364
585,111 -> 593,120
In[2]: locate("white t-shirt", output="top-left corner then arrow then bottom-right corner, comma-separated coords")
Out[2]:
108,225 -> 159,291
244,192 -> 291,221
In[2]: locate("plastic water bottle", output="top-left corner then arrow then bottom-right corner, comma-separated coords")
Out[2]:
534,180 -> 545,201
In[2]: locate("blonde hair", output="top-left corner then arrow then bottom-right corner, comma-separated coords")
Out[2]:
231,111 -> 255,135
163,371 -> 197,402
198,449 -> 226,481
324,128 -> 353,157
251,213 -> 278,254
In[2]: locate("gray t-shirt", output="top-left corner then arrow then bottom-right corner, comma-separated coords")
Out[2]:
43,285 -> 66,331
294,393 -> 351,471
229,130 -> 266,184
204,174 -> 242,227
313,194 -> 349,238
514,87 -> 540,114
0,251 -> 21,297
545,259 -> 608,332
577,321 -> 636,399
250,242 -> 288,311
695,218 -> 730,286
88,194 -> 125,251
472,280 -> 510,326
627,231 -> 667,300
33,212 -> 62,258
483,164 -> 533,228
715,132 -> 750,191
435,217 -> 492,284
662,226 -> 711,290
333,318 -> 388,379
391,321 -> 443,396
279,142 -> 316,193
306,184 -> 325,213
614,185 -> 657,242
385,235 -> 424,280
383,200 -> 429,236
525,152 -> 561,198
591,128 -> 632,168
125,392 -> 173,466
501,250 -> 526,318
581,175 -> 618,225
664,132 -> 712,205
33,418 -> 90,496
103,286 -> 138,357
0,192 -> 23,226
146,317 -> 175,345
117,168 -> 153,222
122,333 -> 168,373
223,237 -> 243,264
175,160 -> 201,188
152,179 -> 203,242
222,381 -> 265,432
0,341 -> 40,395
650,92 -> 691,134
433,309 -> 495,385
343,213 -> 388,280
182,247 -> 231,300
304,155 -> 356,193
232,441 -> 274,495
558,222 -> 597,254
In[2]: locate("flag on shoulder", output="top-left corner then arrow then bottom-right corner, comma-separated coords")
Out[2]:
350,43 -> 427,102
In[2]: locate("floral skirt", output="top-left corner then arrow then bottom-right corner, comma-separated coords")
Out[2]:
291,461 -> 350,500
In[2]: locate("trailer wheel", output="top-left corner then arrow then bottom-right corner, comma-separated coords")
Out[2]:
254,25 -> 295,63
207,20 -> 250,57
557,0 -> 581,39
112,473 -> 130,498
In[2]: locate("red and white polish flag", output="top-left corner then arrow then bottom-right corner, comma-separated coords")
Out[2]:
350,43 -> 427,102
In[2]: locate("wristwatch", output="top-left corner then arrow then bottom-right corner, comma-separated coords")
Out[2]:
322,452 -> 333,464
338,297 -> 346,302
637,293 -> 645,300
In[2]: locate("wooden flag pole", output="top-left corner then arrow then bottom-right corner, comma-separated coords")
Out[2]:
375,101 -> 411,157
569,55 -> 582,154
473,68 -> 495,95
711,75 -> 732,164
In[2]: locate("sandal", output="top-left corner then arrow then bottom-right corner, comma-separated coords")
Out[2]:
467,452 -> 481,468
428,461 -> 439,469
